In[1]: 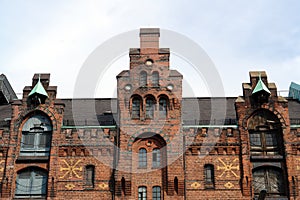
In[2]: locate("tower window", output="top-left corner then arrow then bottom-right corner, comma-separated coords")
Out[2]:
204,164 -> 215,189
152,186 -> 161,200
159,98 -> 167,119
132,97 -> 141,119
138,186 -> 147,200
152,148 -> 160,168
139,148 -> 147,168
146,98 -> 155,119
152,71 -> 159,86
140,71 -> 147,86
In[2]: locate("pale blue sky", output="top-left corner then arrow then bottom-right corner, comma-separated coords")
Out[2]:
1,0 -> 300,98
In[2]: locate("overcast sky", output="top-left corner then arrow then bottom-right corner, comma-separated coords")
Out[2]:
1,0 -> 300,98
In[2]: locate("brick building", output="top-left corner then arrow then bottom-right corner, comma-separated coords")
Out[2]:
0,28 -> 300,200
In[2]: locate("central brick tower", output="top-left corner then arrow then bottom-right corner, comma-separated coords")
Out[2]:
115,28 -> 184,199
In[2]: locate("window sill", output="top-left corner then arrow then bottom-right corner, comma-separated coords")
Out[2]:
17,156 -> 49,162
250,155 -> 283,160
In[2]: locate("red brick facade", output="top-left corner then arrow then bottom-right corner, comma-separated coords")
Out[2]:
0,28 -> 299,199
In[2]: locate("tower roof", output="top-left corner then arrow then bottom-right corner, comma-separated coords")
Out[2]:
252,75 -> 271,95
28,76 -> 48,98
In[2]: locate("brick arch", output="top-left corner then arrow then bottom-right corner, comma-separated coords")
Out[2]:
242,108 -> 287,130
17,165 -> 48,173
127,129 -> 170,150
16,108 -> 57,132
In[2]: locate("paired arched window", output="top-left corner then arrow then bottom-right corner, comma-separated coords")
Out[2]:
252,167 -> 284,196
152,186 -> 161,200
139,148 -> 147,168
85,165 -> 95,187
21,114 -> 52,156
204,164 -> 215,189
159,97 -> 167,119
140,71 -> 147,86
15,167 -> 47,198
138,186 -> 147,200
132,97 -> 141,119
152,71 -> 159,86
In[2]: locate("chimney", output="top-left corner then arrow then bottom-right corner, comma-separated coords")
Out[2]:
140,28 -> 160,54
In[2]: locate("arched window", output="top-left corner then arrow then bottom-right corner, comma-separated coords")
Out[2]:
138,186 -> 147,200
248,110 -> 284,156
15,168 -> 47,198
152,148 -> 160,168
159,97 -> 167,119
85,165 -> 95,187
140,71 -> 147,86
146,98 -> 155,119
252,167 -> 285,196
21,114 -> 52,156
174,177 -> 179,194
139,148 -> 147,168
152,71 -> 159,86
152,186 -> 161,200
132,97 -> 141,119
204,164 -> 215,189
121,177 -> 126,196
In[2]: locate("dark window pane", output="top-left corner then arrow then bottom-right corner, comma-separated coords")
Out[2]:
152,186 -> 161,200
146,99 -> 154,119
250,133 -> 261,146
159,98 -> 167,118
15,169 -> 47,197
152,149 -> 160,168
265,133 -> 277,146
132,98 -> 141,119
86,166 -> 95,186
140,71 -> 147,86
152,72 -> 159,86
22,133 -> 35,149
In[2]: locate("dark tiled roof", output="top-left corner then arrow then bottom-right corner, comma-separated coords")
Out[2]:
0,104 -> 11,128
1,98 -> 299,127
61,98 -> 118,126
182,97 -> 237,125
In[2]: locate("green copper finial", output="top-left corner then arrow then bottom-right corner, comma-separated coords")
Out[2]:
252,73 -> 271,95
28,74 -> 48,98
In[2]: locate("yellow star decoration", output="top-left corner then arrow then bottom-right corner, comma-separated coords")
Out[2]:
191,182 -> 201,189
99,183 -> 108,189
0,160 -> 4,172
59,159 -> 82,179
217,158 -> 239,178
224,182 -> 234,189
65,183 -> 75,190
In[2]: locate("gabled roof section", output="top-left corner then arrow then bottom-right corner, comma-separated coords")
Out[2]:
28,76 -> 48,98
252,75 -> 271,95
0,74 -> 17,104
